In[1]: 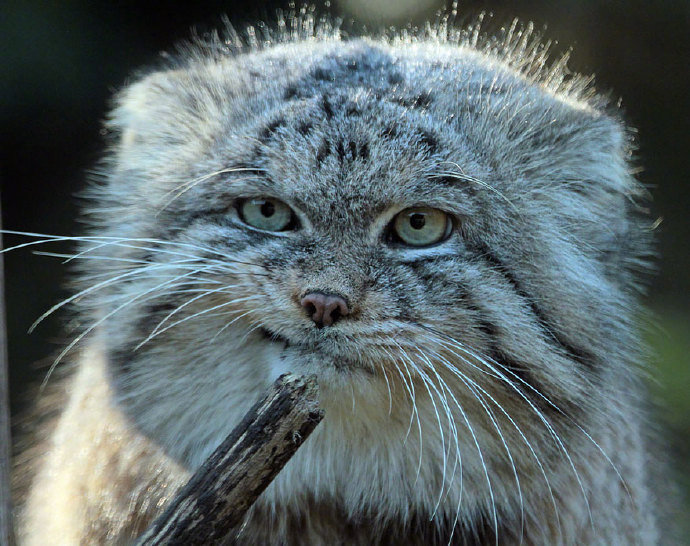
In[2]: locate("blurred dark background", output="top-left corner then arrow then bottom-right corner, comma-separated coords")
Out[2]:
2,0 -> 688,538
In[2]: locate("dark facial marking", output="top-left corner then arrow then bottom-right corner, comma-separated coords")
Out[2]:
347,140 -> 358,160
335,141 -> 346,162
325,139 -> 370,163
297,121 -> 313,136
345,102 -> 361,117
357,141 -> 369,161
401,256 -> 559,415
387,72 -> 404,85
260,327 -> 291,348
431,175 -> 478,196
418,129 -> 439,154
390,91 -> 433,109
470,242 -> 598,372
109,346 -> 136,375
321,94 -> 334,119
171,204 -> 237,230
379,124 -> 399,140
316,140 -> 330,165
489,347 -> 563,414
345,58 -> 359,71
259,117 -> 287,143
283,85 -> 298,100
311,67 -> 335,82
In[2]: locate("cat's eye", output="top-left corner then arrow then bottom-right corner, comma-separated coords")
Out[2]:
391,207 -> 451,247
238,198 -> 295,232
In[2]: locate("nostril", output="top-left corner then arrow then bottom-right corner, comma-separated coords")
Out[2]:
300,292 -> 350,327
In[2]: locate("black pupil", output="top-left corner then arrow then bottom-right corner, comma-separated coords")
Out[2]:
410,213 -> 426,230
260,201 -> 275,217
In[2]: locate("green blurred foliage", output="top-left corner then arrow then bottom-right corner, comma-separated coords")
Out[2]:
647,308 -> 690,541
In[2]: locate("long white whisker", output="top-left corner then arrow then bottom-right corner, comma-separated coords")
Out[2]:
1,230 -> 268,272
380,344 -> 424,479
415,357 -> 467,544
379,361 -> 394,416
211,309 -> 259,342
236,319 -> 268,345
29,262 -> 215,333
395,343 -> 454,516
158,167 -> 266,211
428,348 -> 531,544
41,268 -> 211,389
421,326 -> 593,529
381,345 -> 420,442
436,162 -> 519,213
140,283 -> 245,343
414,361 -> 498,546
138,294 -> 264,348
34,250 -> 152,265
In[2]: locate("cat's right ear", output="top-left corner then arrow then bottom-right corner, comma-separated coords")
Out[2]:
107,71 -> 186,157
105,68 -> 226,173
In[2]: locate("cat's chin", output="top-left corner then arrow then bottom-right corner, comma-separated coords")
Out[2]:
258,326 -> 378,379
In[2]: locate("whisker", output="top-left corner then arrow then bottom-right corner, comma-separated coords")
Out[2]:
414,358 -> 467,545
34,250 -> 154,266
211,308 -> 260,341
379,345 -> 424,479
419,325 -> 594,530
394,343 -> 454,516
138,294 -> 264,348
1,230 -> 269,272
40,268 -> 212,389
140,283 -> 246,344
235,319 -> 268,346
434,163 -> 519,213
428,348 -> 532,544
29,262 -> 216,333
379,362 -> 394,416
414,362 -> 499,546
158,167 -> 266,211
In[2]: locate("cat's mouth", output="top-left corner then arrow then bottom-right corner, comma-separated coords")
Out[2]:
259,327 -> 293,348
259,326 -> 337,350
258,326 -> 369,372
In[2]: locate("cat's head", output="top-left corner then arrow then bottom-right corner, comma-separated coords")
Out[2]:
81,34 -> 650,490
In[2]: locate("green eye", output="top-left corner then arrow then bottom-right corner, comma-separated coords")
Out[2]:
238,198 -> 294,232
392,207 -> 451,247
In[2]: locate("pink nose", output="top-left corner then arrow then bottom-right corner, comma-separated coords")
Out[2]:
300,292 -> 349,327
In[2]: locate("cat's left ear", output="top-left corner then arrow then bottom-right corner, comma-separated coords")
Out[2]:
516,104 -> 652,286
506,101 -> 634,198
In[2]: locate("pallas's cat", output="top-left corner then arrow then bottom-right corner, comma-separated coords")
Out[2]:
15,13 -> 660,545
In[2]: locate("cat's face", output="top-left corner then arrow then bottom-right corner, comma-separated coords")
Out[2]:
84,39 -> 646,514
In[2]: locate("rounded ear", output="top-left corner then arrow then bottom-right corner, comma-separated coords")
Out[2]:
523,108 -> 632,194
108,72 -> 183,148
105,68 -> 229,173
523,106 -> 652,288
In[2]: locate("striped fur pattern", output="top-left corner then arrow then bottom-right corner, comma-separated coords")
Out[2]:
18,12 -> 659,545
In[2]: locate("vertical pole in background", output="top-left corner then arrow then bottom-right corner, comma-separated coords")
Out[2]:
0,200 -> 15,544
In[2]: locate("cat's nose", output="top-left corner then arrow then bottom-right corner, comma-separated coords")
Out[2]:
300,292 -> 349,327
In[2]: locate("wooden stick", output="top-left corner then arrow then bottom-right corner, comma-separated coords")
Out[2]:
136,373 -> 323,545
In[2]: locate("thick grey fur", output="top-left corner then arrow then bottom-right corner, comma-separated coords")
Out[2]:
16,10 -> 663,545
